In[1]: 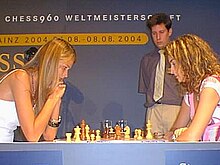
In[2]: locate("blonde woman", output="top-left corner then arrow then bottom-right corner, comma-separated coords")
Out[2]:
164,34 -> 220,141
0,38 -> 76,142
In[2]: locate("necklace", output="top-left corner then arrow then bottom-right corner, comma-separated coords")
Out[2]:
31,72 -> 37,110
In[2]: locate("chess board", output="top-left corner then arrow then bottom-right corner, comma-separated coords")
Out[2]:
60,119 -> 160,143
54,138 -> 167,143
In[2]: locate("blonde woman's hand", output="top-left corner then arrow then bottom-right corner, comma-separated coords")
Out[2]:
48,82 -> 66,100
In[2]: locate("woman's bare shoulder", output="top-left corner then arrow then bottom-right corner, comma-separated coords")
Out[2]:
8,69 -> 30,88
13,69 -> 29,80
0,69 -> 30,100
1,69 -> 29,83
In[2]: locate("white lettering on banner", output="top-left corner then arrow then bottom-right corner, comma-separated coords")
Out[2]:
64,14 -> 181,22
148,14 -> 181,21
4,14 -> 181,23
4,14 -> 60,24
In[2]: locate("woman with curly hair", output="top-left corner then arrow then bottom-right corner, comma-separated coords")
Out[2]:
164,34 -> 220,141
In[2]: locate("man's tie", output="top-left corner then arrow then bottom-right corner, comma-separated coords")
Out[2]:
153,50 -> 165,102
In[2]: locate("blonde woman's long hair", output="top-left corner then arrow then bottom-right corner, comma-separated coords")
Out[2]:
23,37 -> 76,114
164,34 -> 220,94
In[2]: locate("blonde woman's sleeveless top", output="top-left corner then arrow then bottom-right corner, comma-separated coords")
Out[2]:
0,70 -> 20,142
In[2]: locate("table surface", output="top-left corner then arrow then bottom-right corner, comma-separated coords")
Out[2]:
1,140 -> 220,165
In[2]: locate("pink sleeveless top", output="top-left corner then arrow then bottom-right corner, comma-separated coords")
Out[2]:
187,75 -> 220,141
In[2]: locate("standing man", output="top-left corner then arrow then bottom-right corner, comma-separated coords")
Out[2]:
138,13 -> 182,135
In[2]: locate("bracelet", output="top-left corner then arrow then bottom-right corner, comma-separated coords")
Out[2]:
48,116 -> 62,128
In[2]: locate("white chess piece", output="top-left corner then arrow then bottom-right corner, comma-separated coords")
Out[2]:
96,130 -> 101,141
134,129 -> 138,140
90,133 -> 95,142
85,125 -> 90,141
109,127 -> 114,133
66,132 -> 72,143
146,120 -> 153,140
124,126 -> 130,140
74,126 -> 81,142
136,129 -> 143,140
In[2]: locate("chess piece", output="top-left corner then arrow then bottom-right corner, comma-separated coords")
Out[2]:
66,132 -> 72,143
117,119 -> 127,132
96,130 -> 101,141
109,127 -> 115,140
136,129 -> 143,140
115,124 -> 122,140
103,127 -> 110,139
90,133 -> 95,142
80,119 -> 86,140
124,126 -> 130,140
146,120 -> 153,140
85,124 -> 90,141
134,129 -> 138,140
74,126 -> 81,142
101,120 -> 112,139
